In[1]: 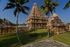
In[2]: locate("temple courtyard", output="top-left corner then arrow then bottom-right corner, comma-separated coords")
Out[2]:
0,1 -> 70,47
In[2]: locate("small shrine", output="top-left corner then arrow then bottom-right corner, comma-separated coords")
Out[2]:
49,13 -> 66,34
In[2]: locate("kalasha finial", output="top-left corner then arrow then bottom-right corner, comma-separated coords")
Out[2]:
33,2 -> 37,6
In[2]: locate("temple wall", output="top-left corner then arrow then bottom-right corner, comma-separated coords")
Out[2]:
50,26 -> 66,34
68,25 -> 70,31
0,26 -> 29,34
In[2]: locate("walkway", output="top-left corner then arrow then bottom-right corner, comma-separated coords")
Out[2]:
21,39 -> 70,47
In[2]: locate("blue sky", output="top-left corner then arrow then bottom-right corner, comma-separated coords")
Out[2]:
0,0 -> 70,24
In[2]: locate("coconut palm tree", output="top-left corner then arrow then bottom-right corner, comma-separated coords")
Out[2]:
3,0 -> 30,44
40,0 -> 59,37
63,0 -> 70,9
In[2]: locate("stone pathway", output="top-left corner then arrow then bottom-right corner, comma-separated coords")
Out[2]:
21,39 -> 70,47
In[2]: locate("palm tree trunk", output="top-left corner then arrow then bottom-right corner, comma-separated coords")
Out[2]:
16,12 -> 22,44
47,12 -> 50,38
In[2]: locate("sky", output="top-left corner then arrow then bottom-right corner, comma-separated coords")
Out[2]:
0,0 -> 70,24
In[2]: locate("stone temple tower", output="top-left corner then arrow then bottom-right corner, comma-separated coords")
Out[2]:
26,3 -> 47,29
49,13 -> 65,34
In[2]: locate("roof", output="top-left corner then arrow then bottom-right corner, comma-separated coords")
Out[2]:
49,13 -> 64,26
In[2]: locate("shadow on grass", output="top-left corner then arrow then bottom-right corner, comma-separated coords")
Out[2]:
29,28 -> 37,32
50,32 -> 56,37
19,32 -> 48,45
0,31 -> 55,47
0,34 -> 19,47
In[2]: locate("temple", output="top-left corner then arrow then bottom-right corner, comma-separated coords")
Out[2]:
49,13 -> 66,34
26,3 -> 47,29
26,3 -> 67,34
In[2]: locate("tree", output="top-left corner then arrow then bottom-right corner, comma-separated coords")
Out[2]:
3,0 -> 30,44
40,0 -> 59,37
0,18 -> 3,24
63,0 -> 70,9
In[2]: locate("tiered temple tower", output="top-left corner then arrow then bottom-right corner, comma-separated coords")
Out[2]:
49,13 -> 65,34
26,3 -> 47,29
49,13 -> 64,26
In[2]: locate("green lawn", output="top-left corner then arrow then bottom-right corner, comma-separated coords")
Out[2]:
0,29 -> 70,47
0,29 -> 47,47
51,32 -> 70,45
0,34 -> 19,47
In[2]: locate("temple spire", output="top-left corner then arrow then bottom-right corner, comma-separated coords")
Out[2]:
26,3 -> 47,29
29,3 -> 43,17
33,2 -> 37,6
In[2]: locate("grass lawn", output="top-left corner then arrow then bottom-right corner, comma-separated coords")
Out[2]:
51,32 -> 70,45
0,34 -> 19,47
0,29 -> 70,47
0,29 -> 48,47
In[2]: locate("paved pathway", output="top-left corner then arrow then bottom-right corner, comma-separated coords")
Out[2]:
21,39 -> 70,47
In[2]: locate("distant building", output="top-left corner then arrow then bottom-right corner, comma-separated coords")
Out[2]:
2,19 -> 12,26
26,3 -> 47,29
